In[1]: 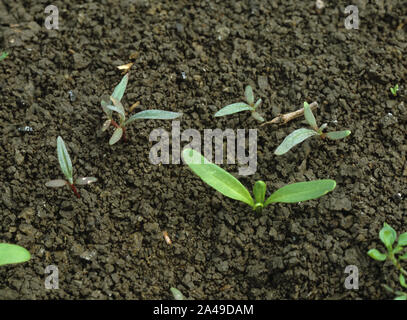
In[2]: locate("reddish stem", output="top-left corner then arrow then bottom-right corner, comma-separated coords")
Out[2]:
111,120 -> 127,142
69,183 -> 81,198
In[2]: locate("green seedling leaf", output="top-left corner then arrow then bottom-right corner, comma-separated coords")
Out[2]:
125,110 -> 182,125
380,223 -> 397,250
170,287 -> 185,300
214,103 -> 253,117
397,232 -> 407,247
251,111 -> 265,123
390,85 -> 399,96
253,180 -> 266,205
399,253 -> 407,260
0,243 -> 31,266
395,295 -> 407,300
304,102 -> 317,130
75,177 -> 98,185
367,249 -> 387,261
182,148 -> 254,207
326,130 -> 351,140
254,98 -> 262,110
319,123 -> 328,132
109,127 -> 123,145
108,96 -> 126,123
101,119 -> 111,132
101,95 -> 113,118
57,136 -> 73,184
0,51 -> 9,61
264,180 -> 336,206
245,85 -> 254,105
111,73 -> 128,102
274,128 -> 319,155
400,274 -> 407,289
45,179 -> 67,188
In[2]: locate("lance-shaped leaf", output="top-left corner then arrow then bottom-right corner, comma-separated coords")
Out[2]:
108,96 -> 126,123
45,179 -> 68,188
111,73 -> 128,102
254,98 -> 262,110
0,243 -> 31,266
274,128 -> 319,155
101,119 -> 111,132
264,180 -> 336,206
109,127 -> 123,145
245,85 -> 254,105
253,180 -> 266,205
75,177 -> 98,185
57,136 -> 73,184
182,148 -> 254,207
170,288 -> 185,300
367,249 -> 387,261
304,102 -> 318,130
326,130 -> 351,140
125,110 -> 182,125
397,232 -> 407,247
214,103 -> 253,117
101,95 -> 113,118
251,111 -> 265,122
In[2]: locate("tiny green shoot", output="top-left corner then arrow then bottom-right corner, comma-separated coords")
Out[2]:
170,287 -> 185,300
274,102 -> 351,155
214,85 -> 265,122
390,84 -> 399,97
45,136 -> 97,198
101,74 -> 183,145
182,148 -> 336,213
368,223 -> 407,300
0,51 -> 9,62
0,243 -> 31,267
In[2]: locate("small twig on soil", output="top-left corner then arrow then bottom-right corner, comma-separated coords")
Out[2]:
260,101 -> 318,127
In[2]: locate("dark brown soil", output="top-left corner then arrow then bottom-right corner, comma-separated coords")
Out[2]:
0,0 -> 406,299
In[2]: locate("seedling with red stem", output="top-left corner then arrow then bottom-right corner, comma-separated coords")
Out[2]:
45,136 -> 97,198
101,73 -> 182,145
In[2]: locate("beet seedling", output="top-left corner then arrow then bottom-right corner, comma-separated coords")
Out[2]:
368,223 -> 407,300
0,243 -> 31,267
101,74 -> 182,145
0,51 -> 8,62
214,85 -> 265,122
182,148 -> 336,213
45,136 -> 97,198
274,102 -> 351,155
390,84 -> 399,97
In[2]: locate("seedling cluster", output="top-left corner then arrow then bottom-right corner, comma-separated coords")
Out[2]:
214,85 -> 265,122
390,84 -> 399,97
368,223 -> 407,300
274,102 -> 351,155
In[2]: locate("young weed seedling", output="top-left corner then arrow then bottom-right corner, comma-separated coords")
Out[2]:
214,85 -> 265,122
170,287 -> 185,300
182,148 -> 336,213
368,223 -> 407,300
0,243 -> 31,267
390,84 -> 399,97
0,51 -> 8,62
101,74 -> 182,145
274,102 -> 351,155
45,136 -> 97,198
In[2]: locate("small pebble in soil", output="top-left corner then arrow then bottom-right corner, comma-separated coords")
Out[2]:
17,126 -> 33,132
68,90 -> 76,102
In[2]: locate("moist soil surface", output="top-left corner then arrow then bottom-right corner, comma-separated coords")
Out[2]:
0,0 -> 406,299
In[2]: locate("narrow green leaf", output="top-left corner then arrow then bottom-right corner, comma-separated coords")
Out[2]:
400,274 -> 407,289
274,128 -> 319,155
245,85 -> 254,105
399,253 -> 407,260
111,73 -> 128,102
251,111 -> 265,122
57,136 -> 73,184
182,148 -> 254,207
45,179 -> 68,188
101,95 -> 113,118
214,103 -> 253,117
170,288 -> 185,300
253,181 -> 266,205
101,119 -> 111,132
380,223 -> 397,249
0,51 -> 9,61
125,110 -> 182,125
397,232 -> 407,247
326,130 -> 351,140
254,98 -> 262,110
108,96 -> 126,123
304,102 -> 317,129
318,123 -> 328,132
367,249 -> 387,261
0,243 -> 31,266
109,127 -> 123,145
264,180 -> 336,206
